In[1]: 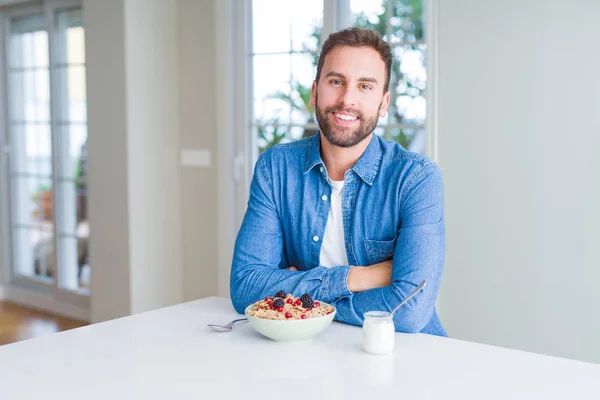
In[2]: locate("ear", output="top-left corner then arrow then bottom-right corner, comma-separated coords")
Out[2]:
309,81 -> 317,107
379,91 -> 391,118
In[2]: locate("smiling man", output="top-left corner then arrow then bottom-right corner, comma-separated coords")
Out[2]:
230,27 -> 447,336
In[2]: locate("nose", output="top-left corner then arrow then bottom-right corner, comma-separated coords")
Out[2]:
339,85 -> 358,108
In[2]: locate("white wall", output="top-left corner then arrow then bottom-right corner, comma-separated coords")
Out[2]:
83,0 -> 131,321
436,0 -> 600,364
178,0 -> 219,302
125,0 -> 183,314
215,0 -> 239,299
85,0 -> 184,321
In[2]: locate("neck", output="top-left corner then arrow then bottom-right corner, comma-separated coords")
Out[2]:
320,132 -> 372,181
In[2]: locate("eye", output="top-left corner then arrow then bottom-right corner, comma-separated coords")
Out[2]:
360,84 -> 372,90
330,79 -> 343,86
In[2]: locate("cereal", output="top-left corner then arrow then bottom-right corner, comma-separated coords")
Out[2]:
247,292 -> 334,320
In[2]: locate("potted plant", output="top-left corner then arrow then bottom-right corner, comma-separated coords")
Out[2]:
269,80 -> 318,139
32,183 -> 53,220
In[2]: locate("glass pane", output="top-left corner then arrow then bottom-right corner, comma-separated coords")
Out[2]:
56,65 -> 87,123
57,179 -> 89,292
390,44 -> 426,125
351,0 -> 386,38
66,26 -> 85,64
12,176 -> 53,225
13,226 -> 55,282
55,124 -> 87,180
389,127 -> 425,153
10,124 -> 52,176
57,180 -> 78,234
252,0 -> 292,54
290,52 -> 317,126
351,1 -> 424,44
289,0 -> 322,52
77,224 -> 90,291
288,126 -> 307,142
56,9 -> 85,64
253,0 -> 322,54
256,123 -> 290,154
8,69 -> 51,122
75,185 -> 88,230
59,234 -> 89,292
53,8 -> 91,294
10,14 -> 45,34
391,0 -> 424,43
253,54 -> 292,124
9,15 -> 48,68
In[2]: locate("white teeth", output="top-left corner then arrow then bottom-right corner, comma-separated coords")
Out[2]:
334,113 -> 357,121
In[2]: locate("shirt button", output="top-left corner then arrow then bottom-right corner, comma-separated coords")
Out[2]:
321,195 -> 328,201
313,236 -> 319,242
319,167 -> 324,173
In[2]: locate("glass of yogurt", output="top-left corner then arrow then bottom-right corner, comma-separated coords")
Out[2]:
362,311 -> 395,355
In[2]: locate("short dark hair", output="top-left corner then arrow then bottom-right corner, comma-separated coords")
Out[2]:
315,27 -> 393,93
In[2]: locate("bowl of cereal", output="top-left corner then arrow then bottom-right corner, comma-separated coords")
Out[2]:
244,291 -> 336,342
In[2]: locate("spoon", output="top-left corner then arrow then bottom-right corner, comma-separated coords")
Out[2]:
208,283 -> 426,330
207,318 -> 248,332
388,281 -> 427,317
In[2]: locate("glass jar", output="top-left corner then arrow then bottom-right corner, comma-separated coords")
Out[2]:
362,311 -> 395,355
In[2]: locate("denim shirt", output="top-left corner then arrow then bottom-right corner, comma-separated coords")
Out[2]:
230,132 -> 447,336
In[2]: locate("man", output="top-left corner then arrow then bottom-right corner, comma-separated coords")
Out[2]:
230,27 -> 446,336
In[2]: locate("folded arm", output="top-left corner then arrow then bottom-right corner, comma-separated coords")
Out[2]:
230,154 -> 445,334
229,154 -> 353,313
332,163 -> 446,333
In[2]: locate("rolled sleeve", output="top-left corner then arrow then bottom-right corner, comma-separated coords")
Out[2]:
321,265 -> 352,301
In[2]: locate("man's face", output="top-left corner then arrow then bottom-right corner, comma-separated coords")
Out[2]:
310,45 -> 390,148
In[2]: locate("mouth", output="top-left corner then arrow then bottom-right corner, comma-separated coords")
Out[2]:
331,112 -> 359,126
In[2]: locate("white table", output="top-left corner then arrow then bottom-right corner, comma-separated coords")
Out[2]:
1,297 -> 599,399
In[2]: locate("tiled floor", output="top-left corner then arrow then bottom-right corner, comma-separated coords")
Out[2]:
0,301 -> 88,346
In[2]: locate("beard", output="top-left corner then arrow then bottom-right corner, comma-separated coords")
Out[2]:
315,93 -> 382,148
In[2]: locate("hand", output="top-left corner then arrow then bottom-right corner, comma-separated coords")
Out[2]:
347,259 -> 393,293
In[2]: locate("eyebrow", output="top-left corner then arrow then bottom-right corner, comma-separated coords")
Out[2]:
324,71 -> 379,85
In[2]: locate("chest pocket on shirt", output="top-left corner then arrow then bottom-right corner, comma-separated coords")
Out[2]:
364,236 -> 397,265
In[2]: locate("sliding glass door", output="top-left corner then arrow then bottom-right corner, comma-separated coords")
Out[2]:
2,0 -> 89,310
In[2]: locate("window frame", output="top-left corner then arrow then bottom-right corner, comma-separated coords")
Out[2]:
233,0 -> 438,214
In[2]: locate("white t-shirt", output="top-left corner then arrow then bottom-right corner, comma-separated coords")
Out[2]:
319,179 -> 349,267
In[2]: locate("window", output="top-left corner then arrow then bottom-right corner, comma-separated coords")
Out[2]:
251,0 -> 323,153
1,1 -> 89,306
250,0 -> 427,155
351,0 -> 427,151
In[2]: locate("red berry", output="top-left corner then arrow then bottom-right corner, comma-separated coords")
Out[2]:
294,299 -> 302,306
277,307 -> 284,312
285,312 -> 292,319
269,304 -> 275,310
314,301 -> 320,307
327,311 -> 332,314
305,307 -> 312,312
286,298 -> 293,304
265,296 -> 272,301
301,314 -> 307,319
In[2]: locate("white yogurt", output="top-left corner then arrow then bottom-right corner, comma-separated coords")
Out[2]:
362,311 -> 395,355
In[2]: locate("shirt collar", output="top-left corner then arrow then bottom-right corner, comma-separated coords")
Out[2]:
304,132 -> 383,186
